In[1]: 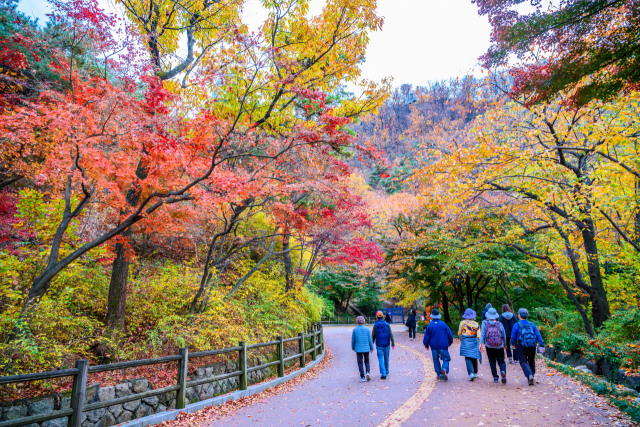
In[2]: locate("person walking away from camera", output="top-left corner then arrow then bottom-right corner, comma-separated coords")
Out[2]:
423,309 -> 453,381
352,316 -> 374,382
372,311 -> 395,379
500,304 -> 518,364
459,308 -> 482,381
482,303 -> 492,321
385,313 -> 392,324
406,309 -> 417,341
480,308 -> 508,384
511,308 -> 545,386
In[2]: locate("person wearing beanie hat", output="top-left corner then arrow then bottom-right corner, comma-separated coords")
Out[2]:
352,316 -> 374,382
459,308 -> 481,381
423,309 -> 453,381
372,311 -> 395,379
480,307 -> 508,384
511,308 -> 545,386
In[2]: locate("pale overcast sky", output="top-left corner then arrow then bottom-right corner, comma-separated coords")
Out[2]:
17,0 -> 491,88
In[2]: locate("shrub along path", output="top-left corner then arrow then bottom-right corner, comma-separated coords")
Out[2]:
204,326 -> 635,427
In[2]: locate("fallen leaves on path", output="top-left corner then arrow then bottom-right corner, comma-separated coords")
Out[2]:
157,349 -> 333,427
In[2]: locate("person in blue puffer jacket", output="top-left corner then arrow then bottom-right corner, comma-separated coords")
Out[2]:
372,311 -> 395,379
351,316 -> 374,381
423,309 -> 454,381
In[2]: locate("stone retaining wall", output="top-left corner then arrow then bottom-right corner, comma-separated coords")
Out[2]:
542,346 -> 640,391
1,348 -> 301,427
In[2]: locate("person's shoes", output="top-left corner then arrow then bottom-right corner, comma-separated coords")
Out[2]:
441,369 -> 448,381
381,376 -> 387,380
494,377 -> 499,383
360,377 -> 366,382
366,372 -> 371,381
469,374 -> 475,381
437,374 -> 443,380
501,371 -> 507,384
508,358 -> 513,364
528,375 -> 535,386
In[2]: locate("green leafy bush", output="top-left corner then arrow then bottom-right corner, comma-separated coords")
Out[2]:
417,320 -> 427,333
599,309 -> 640,343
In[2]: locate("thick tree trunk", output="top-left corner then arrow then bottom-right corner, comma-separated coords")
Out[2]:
106,160 -> 146,329
441,291 -> 451,325
106,236 -> 130,330
635,175 -> 640,244
465,274 -> 472,309
581,222 -> 611,328
283,228 -> 294,292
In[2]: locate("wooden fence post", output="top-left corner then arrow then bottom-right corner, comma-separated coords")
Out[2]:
239,341 -> 247,390
311,325 -> 317,361
176,348 -> 188,410
298,333 -> 305,368
277,336 -> 284,377
320,324 -> 325,352
68,359 -> 88,427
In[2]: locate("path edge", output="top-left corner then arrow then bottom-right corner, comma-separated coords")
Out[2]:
117,352 -> 325,427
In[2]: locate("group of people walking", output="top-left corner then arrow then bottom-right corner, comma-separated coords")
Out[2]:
351,304 -> 545,386
351,310 -> 395,381
423,303 -> 544,385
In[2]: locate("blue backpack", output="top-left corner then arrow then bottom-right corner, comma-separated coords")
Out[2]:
374,321 -> 390,347
518,321 -> 537,348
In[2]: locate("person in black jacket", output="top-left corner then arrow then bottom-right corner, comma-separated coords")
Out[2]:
500,304 -> 518,364
385,313 -> 392,324
406,309 -> 417,341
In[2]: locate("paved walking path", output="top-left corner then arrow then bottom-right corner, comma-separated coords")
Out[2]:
210,326 -> 635,427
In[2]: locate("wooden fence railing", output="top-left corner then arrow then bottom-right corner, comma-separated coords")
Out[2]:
0,324 -> 325,427
321,316 -> 376,325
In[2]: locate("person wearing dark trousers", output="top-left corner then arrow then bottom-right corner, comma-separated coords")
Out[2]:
423,309 -> 454,381
406,309 -> 417,341
480,308 -> 508,384
351,316 -> 374,382
372,311 -> 395,379
500,304 -> 517,364
511,308 -> 544,386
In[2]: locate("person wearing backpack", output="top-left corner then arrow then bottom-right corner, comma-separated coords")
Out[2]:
406,309 -> 417,341
511,308 -> 545,386
500,304 -> 518,364
458,308 -> 481,381
372,311 -> 395,379
480,308 -> 508,384
423,309 -> 454,381
351,316 -> 374,382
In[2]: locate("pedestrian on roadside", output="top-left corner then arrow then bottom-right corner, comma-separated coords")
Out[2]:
459,308 -> 481,381
499,304 -> 518,364
406,309 -> 417,341
351,316 -> 374,382
482,303 -> 492,321
480,307 -> 508,384
423,309 -> 453,381
385,313 -> 392,324
372,311 -> 395,379
512,308 -> 545,386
